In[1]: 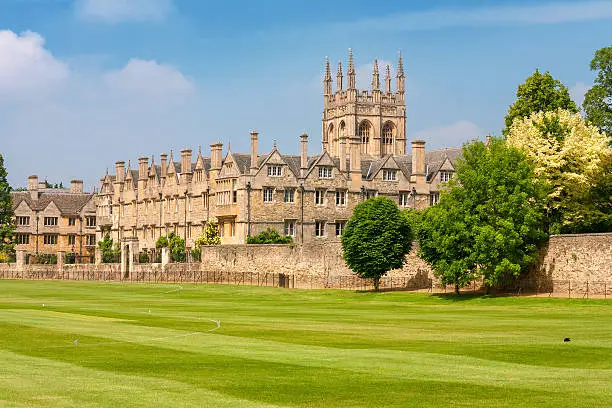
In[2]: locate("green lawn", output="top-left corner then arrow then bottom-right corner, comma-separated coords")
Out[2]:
0,281 -> 611,407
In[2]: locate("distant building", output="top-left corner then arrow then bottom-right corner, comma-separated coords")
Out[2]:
11,176 -> 97,262
97,51 -> 461,251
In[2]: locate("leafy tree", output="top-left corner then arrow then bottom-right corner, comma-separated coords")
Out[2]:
417,139 -> 547,293
156,232 -> 185,262
98,234 -> 120,263
341,196 -> 413,291
0,154 -> 15,261
247,228 -> 292,244
503,69 -> 577,135
195,221 -> 221,246
584,46 -> 612,141
507,109 -> 611,233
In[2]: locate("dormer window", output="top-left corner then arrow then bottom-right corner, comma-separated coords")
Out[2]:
318,166 -> 333,179
440,171 -> 453,183
382,169 -> 397,181
268,165 -> 282,177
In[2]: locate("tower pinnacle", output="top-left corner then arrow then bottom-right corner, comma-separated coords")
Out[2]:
336,61 -> 343,91
385,64 -> 391,93
371,59 -> 380,90
347,48 -> 356,89
396,51 -> 405,94
324,56 -> 332,95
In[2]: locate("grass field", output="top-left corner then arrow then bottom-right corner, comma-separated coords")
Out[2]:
0,281 -> 611,407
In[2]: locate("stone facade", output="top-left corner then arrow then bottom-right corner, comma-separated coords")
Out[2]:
96,51 -> 461,249
11,176 -> 97,262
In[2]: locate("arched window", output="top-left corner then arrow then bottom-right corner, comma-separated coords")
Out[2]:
339,121 -> 346,138
358,121 -> 370,154
325,124 -> 333,143
382,123 -> 393,144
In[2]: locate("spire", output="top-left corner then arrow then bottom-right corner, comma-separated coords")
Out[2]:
324,56 -> 332,95
371,58 -> 380,90
385,64 -> 391,93
396,51 -> 405,94
198,144 -> 201,156
336,61 -> 343,91
273,139 -> 277,150
347,48 -> 356,89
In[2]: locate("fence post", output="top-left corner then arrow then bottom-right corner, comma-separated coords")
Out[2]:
568,281 -> 571,299
586,281 -> 589,299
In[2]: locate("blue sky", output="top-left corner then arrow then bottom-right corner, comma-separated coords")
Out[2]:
1,0 -> 611,189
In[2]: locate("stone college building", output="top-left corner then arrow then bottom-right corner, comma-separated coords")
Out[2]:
96,51 -> 461,250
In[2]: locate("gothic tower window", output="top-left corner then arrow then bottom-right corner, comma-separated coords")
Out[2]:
382,122 -> 394,155
359,121 -> 370,154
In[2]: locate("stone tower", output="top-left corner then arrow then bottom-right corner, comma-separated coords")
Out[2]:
322,50 -> 406,159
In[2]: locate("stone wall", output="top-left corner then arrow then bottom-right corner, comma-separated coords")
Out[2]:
529,233 -> 612,293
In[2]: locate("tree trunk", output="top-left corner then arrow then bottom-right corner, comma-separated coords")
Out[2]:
374,277 -> 380,292
455,284 -> 459,295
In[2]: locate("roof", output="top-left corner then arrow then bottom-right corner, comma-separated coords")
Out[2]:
11,191 -> 95,215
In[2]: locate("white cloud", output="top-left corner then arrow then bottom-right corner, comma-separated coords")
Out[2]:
411,120 -> 483,146
0,30 -> 69,98
0,30 -> 199,190
76,0 -> 172,23
105,58 -> 195,101
339,1 -> 612,32
570,81 -> 591,107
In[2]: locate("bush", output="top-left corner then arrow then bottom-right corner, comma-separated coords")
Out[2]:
195,221 -> 221,246
247,228 -> 293,244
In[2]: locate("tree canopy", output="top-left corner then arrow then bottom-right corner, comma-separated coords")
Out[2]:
247,228 -> 292,244
98,234 -> 120,264
417,138 -> 547,293
0,154 -> 15,261
503,69 -> 577,135
156,232 -> 186,262
507,109 -> 611,233
195,221 -> 221,246
584,46 -> 612,140
341,196 -> 413,291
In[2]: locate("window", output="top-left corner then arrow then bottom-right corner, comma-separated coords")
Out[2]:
86,216 -> 96,227
267,165 -> 283,177
315,189 -> 326,205
318,166 -> 333,179
284,188 -> 295,203
16,216 -> 30,226
284,220 -> 295,237
335,190 -> 346,206
382,169 -> 397,181
335,221 -> 346,237
68,235 -> 76,245
44,217 -> 58,226
366,190 -> 377,199
263,188 -> 274,203
232,180 -> 238,204
399,192 -> 410,207
430,192 -> 440,206
202,192 -> 209,209
175,198 -> 179,214
315,221 -> 325,237
359,121 -> 370,153
440,171 -> 453,183
86,235 -> 96,246
16,234 -> 29,244
43,234 -> 58,245
382,123 -> 393,144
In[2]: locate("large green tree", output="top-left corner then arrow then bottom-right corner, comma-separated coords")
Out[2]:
584,46 -> 612,140
156,232 -> 186,262
417,139 -> 547,293
0,154 -> 15,261
341,196 -> 413,291
503,69 -> 577,135
98,234 -> 120,263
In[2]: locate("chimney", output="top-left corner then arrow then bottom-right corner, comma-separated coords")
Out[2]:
115,161 -> 125,183
300,133 -> 308,178
38,181 -> 46,189
160,153 -> 168,178
180,149 -> 193,174
349,136 -> 361,190
210,142 -> 223,171
70,179 -> 84,194
411,140 -> 426,184
28,175 -> 38,201
138,157 -> 149,180
250,131 -> 259,174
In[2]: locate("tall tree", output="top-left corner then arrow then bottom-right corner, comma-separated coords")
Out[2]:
503,69 -> 577,135
507,109 -> 611,233
0,154 -> 15,260
584,46 -> 612,140
342,197 -> 413,291
417,139 -> 547,293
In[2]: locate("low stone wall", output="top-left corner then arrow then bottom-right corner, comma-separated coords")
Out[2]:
201,241 -> 435,289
